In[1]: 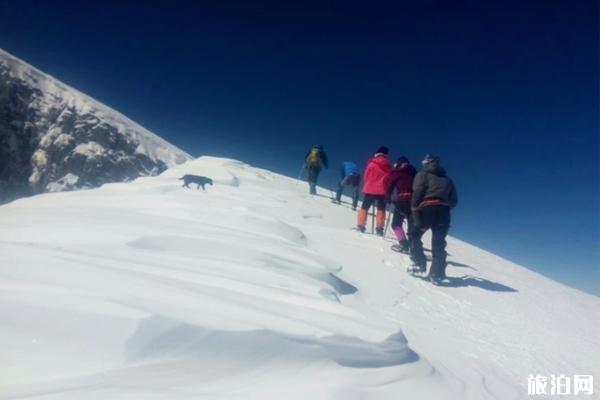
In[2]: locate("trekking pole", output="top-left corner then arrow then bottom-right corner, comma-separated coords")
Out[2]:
329,178 -> 336,200
297,163 -> 306,180
371,210 -> 375,234
383,204 -> 394,239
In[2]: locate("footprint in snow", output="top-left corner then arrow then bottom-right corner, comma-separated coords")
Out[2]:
302,214 -> 323,219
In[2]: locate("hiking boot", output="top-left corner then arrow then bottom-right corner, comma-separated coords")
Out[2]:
428,273 -> 444,285
391,243 -> 409,254
375,227 -> 384,236
357,225 -> 366,233
407,264 -> 426,274
399,240 -> 409,252
410,254 -> 426,269
429,260 -> 447,281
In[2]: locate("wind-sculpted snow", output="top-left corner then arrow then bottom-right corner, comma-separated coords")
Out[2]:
1,156 -> 598,400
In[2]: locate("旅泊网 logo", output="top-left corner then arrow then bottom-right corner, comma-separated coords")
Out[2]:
527,374 -> 595,396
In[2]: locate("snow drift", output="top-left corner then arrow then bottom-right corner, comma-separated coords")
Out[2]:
0,157 -> 598,399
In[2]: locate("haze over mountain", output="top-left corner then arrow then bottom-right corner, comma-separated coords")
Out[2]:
0,48 -> 191,203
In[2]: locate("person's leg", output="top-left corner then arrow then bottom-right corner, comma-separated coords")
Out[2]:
348,174 -> 360,210
409,226 -> 426,270
391,205 -> 406,239
390,206 -> 401,230
361,195 -> 374,210
429,206 -> 450,279
429,226 -> 449,278
375,196 -> 386,234
357,194 -> 373,231
335,178 -> 345,203
405,211 -> 414,249
391,206 -> 406,241
404,202 -> 414,235
351,185 -> 359,210
409,207 -> 433,270
398,201 -> 412,250
313,168 -> 321,195
390,208 -> 409,252
307,167 -> 319,195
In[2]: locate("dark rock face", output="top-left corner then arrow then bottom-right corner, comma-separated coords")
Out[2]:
0,50 -> 191,204
0,63 -> 38,201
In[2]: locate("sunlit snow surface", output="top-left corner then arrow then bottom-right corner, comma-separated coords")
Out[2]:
1,157 -> 598,399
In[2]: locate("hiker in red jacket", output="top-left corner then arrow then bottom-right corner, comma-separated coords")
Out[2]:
357,146 -> 393,235
385,156 -> 417,253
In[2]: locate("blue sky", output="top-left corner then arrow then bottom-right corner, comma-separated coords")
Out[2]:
1,0 -> 598,295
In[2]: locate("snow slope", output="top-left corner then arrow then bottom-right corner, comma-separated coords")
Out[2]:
1,157 -> 598,399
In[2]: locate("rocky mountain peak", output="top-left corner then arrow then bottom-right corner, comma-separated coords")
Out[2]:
0,48 -> 192,203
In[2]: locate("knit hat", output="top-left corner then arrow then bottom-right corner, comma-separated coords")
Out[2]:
375,146 -> 389,155
396,156 -> 409,165
421,154 -> 440,165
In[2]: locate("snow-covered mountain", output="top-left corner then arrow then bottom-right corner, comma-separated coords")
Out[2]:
0,48 -> 191,203
1,156 -> 598,400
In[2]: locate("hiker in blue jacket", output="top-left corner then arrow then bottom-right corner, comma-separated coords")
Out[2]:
334,161 -> 361,210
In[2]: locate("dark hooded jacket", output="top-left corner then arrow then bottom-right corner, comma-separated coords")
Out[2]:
385,162 -> 417,203
411,160 -> 458,209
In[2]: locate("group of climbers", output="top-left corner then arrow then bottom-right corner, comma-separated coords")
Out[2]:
301,144 -> 458,284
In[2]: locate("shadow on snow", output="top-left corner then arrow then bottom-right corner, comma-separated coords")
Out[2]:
440,275 -> 517,292
410,273 -> 517,292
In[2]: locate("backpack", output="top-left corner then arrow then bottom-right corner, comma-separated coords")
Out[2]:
306,148 -> 321,167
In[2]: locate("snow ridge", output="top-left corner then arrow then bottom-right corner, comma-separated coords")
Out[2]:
1,156 -> 598,400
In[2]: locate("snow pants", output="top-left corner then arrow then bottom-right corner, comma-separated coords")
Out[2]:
335,173 -> 360,209
409,205 -> 450,278
358,194 -> 386,230
307,166 -> 321,195
391,200 -> 412,243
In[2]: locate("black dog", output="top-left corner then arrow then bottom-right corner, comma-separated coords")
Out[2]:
179,174 -> 213,190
